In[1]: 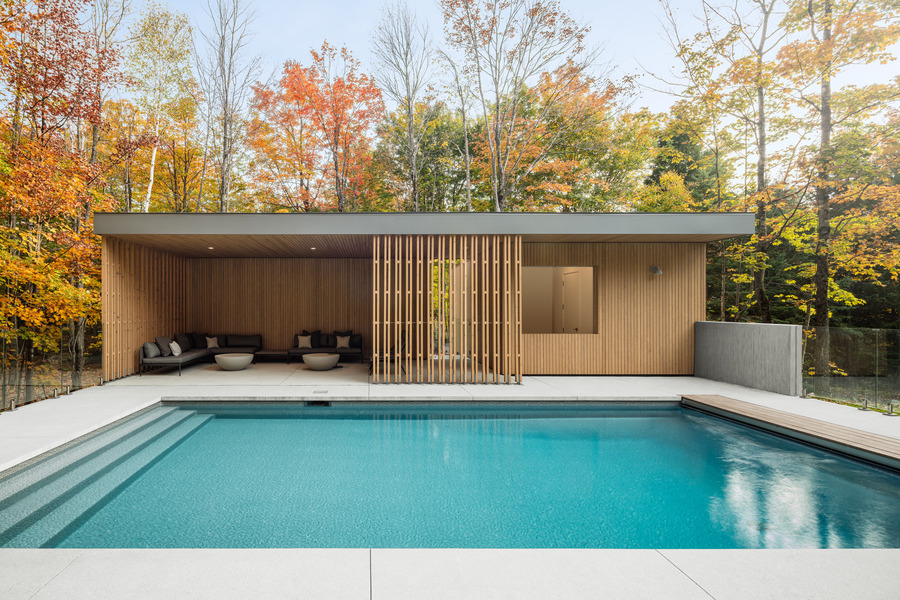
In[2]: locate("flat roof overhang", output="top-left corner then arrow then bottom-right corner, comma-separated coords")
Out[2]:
94,212 -> 755,258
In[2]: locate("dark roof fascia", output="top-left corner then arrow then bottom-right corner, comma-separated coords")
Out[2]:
94,212 -> 755,237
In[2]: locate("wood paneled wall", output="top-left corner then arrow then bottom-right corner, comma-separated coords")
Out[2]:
102,237 -> 188,380
187,258 -> 372,354
523,242 -> 706,375
372,235 -> 522,384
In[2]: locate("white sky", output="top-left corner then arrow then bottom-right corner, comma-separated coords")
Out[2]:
170,0 -> 896,115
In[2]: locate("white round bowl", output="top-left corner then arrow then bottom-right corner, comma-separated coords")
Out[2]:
302,353 -> 340,371
214,353 -> 254,371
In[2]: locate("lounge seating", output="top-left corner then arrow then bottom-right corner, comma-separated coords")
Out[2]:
139,333 -> 262,375
288,330 -> 364,364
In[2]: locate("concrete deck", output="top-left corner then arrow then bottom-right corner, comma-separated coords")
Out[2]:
2,362 -> 899,599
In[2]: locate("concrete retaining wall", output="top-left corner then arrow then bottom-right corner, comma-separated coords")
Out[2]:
694,321 -> 802,396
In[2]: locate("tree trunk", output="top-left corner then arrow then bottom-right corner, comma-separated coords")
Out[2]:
813,0 -> 833,390
462,105 -> 472,212
720,241 -> 726,321
145,142 -> 158,212
22,337 -> 33,405
752,79 -> 772,322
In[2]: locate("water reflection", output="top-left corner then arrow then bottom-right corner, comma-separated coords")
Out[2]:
697,414 -> 900,548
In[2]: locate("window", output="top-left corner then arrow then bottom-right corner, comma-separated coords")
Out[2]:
522,266 -> 594,334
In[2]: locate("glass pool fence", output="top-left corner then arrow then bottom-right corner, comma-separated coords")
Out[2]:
0,326 -> 103,413
804,327 -> 900,413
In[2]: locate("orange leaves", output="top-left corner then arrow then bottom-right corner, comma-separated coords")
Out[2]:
278,42 -> 385,212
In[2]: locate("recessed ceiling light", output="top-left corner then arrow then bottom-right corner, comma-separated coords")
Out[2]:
208,246 -> 214,250
310,247 -> 316,250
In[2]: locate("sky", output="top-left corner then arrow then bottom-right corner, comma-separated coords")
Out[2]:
175,0 -> 683,113
172,0 -> 896,115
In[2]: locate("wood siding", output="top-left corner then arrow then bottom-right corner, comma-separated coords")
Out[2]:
101,237 -> 188,380
372,235 -> 522,384
523,242 -> 706,375
187,258 -> 372,354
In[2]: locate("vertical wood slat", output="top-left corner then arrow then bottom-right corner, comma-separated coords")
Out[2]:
406,235 -> 412,380
373,236 -> 380,383
427,236 -> 434,382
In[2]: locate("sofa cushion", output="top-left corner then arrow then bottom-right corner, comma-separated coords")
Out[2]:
209,346 -> 257,355
320,333 -> 336,348
297,334 -> 312,349
228,334 -> 261,347
205,336 -> 220,349
143,348 -> 208,365
156,336 -> 174,357
350,334 -> 363,349
336,335 -> 351,349
169,341 -> 183,357
335,329 -> 352,337
335,347 -> 362,355
143,342 -> 161,359
190,332 -> 209,348
174,332 -> 193,352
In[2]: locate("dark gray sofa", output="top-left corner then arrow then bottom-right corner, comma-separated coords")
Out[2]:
288,331 -> 364,364
140,333 -> 262,375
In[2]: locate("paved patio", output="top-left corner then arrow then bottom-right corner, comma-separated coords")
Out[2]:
2,362 -> 899,599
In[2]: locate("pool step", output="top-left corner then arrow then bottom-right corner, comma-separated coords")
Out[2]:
0,407 -> 181,506
0,411 -> 212,547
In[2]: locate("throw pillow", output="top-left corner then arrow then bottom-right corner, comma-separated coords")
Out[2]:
206,336 -> 220,349
169,341 -> 183,357
190,332 -> 208,348
143,342 -> 161,359
155,336 -> 174,357
350,333 -> 363,348
302,329 -> 321,347
297,335 -> 312,349
335,329 -> 352,337
174,332 -> 192,351
336,335 -> 351,349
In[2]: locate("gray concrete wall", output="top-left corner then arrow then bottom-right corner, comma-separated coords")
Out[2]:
694,321 -> 802,396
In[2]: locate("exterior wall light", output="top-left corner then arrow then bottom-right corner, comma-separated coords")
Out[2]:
650,265 -> 663,276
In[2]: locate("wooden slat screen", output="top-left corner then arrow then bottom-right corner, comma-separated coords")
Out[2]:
372,234 -> 522,384
101,237 -> 187,380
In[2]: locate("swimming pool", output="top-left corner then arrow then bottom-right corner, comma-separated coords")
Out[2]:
1,403 -> 899,548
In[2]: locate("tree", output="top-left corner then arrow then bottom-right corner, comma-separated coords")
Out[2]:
128,2 -> 193,212
779,0 -> 900,376
372,1 -> 434,211
440,0 -> 600,211
248,72 -> 324,211
196,0 -> 261,212
1,0 -> 119,401
283,42 -> 384,212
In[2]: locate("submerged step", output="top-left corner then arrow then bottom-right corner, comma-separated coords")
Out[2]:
0,406 -> 180,506
0,411 -> 212,547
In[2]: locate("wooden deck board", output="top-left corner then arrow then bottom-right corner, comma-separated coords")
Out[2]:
681,394 -> 900,469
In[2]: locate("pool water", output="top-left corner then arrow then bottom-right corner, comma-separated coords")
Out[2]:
2,403 -> 899,548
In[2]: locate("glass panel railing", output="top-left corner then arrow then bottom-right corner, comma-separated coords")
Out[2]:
804,327 -> 900,413
0,326 -> 103,413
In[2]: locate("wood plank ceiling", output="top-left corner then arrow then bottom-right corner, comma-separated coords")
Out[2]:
107,232 -> 727,258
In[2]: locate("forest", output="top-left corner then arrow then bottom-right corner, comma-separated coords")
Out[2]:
0,0 -> 898,400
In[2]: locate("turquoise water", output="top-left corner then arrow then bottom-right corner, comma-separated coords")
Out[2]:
5,404 -> 900,548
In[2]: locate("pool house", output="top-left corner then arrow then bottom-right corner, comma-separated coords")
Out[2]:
95,212 -> 754,384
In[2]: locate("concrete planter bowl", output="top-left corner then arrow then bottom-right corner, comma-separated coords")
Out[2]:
214,353 -> 254,371
302,353 -> 340,371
